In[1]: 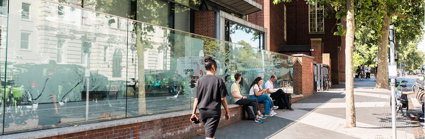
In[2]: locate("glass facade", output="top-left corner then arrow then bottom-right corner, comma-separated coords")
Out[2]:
0,0 -> 293,135
57,0 -> 194,32
225,20 -> 265,50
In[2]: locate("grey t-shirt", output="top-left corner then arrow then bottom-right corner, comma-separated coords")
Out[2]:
196,75 -> 228,112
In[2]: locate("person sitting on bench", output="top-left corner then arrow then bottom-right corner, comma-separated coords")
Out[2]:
231,73 -> 266,123
265,75 -> 293,111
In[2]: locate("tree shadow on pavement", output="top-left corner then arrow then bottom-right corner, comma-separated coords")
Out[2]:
191,90 -> 347,139
191,116 -> 295,139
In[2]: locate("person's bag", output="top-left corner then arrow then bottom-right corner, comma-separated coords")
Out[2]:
243,106 -> 256,120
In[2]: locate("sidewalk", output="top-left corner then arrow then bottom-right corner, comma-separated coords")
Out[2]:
191,78 -> 424,139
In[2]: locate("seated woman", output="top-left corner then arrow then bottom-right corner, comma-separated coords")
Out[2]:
231,73 -> 266,123
248,77 -> 276,116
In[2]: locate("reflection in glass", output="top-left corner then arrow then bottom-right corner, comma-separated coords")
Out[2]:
0,0 -> 293,135
173,4 -> 191,32
137,0 -> 169,26
225,20 -> 265,50
84,0 -> 132,18
21,3 -> 30,19
0,0 -> 7,135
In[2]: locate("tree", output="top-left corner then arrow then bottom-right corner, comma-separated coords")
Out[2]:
397,42 -> 425,72
355,0 -> 424,88
345,0 -> 356,127
352,0 -> 424,84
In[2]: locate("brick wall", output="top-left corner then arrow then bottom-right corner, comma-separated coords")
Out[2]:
293,55 -> 314,97
285,1 -> 343,85
248,0 -> 264,27
268,2 -> 285,52
194,11 -> 216,38
15,106 -> 243,139
310,38 -> 322,63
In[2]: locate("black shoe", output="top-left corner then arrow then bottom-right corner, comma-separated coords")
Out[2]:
287,107 -> 294,111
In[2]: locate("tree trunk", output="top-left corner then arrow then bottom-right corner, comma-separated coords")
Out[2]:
376,14 -> 390,89
136,23 -> 147,115
345,0 -> 356,128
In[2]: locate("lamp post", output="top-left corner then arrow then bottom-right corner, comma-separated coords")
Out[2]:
389,23 -> 397,139
83,42 -> 91,121
423,0 -> 425,130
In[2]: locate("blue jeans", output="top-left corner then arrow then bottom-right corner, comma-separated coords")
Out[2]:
249,95 -> 273,115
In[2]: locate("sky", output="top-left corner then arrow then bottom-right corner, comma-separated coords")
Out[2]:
419,38 -> 425,52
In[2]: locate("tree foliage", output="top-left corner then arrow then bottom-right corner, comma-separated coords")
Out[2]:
274,0 -> 424,82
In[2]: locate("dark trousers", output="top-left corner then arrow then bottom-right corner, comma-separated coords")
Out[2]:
199,109 -> 221,138
270,89 -> 292,109
235,98 -> 259,116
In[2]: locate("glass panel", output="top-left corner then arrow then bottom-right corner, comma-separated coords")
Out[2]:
137,0 -> 169,27
174,4 -> 191,32
2,0 -> 293,134
232,42 -> 265,94
309,5 -> 315,33
317,6 -> 324,32
263,51 -> 295,94
84,0 -> 132,18
3,1 -> 128,134
175,0 -> 201,8
58,0 -> 82,7
0,0 -> 7,135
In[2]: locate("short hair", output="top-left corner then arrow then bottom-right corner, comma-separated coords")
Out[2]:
204,56 -> 217,71
234,73 -> 242,80
270,75 -> 276,79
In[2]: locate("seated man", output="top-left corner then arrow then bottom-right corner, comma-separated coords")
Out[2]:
265,75 -> 293,110
231,73 -> 266,123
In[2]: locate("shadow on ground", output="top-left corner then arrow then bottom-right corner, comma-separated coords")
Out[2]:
191,90 -> 346,139
191,116 -> 294,139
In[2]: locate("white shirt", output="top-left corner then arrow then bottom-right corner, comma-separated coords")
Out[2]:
249,84 -> 260,96
265,80 -> 279,93
265,80 -> 278,92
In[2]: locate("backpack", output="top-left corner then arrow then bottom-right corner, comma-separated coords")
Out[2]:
243,106 -> 256,120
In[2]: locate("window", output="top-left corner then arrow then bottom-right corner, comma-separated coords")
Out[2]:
81,42 -> 91,64
20,32 -> 30,49
0,0 -> 7,15
308,2 -> 324,33
57,40 -> 64,63
58,5 -> 64,16
21,3 -> 30,19
225,20 -> 265,50
112,50 -> 122,77
173,4 -> 191,32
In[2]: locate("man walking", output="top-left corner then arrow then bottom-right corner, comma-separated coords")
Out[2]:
190,56 -> 230,139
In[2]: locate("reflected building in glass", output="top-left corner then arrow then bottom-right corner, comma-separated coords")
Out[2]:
0,0 -> 299,136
